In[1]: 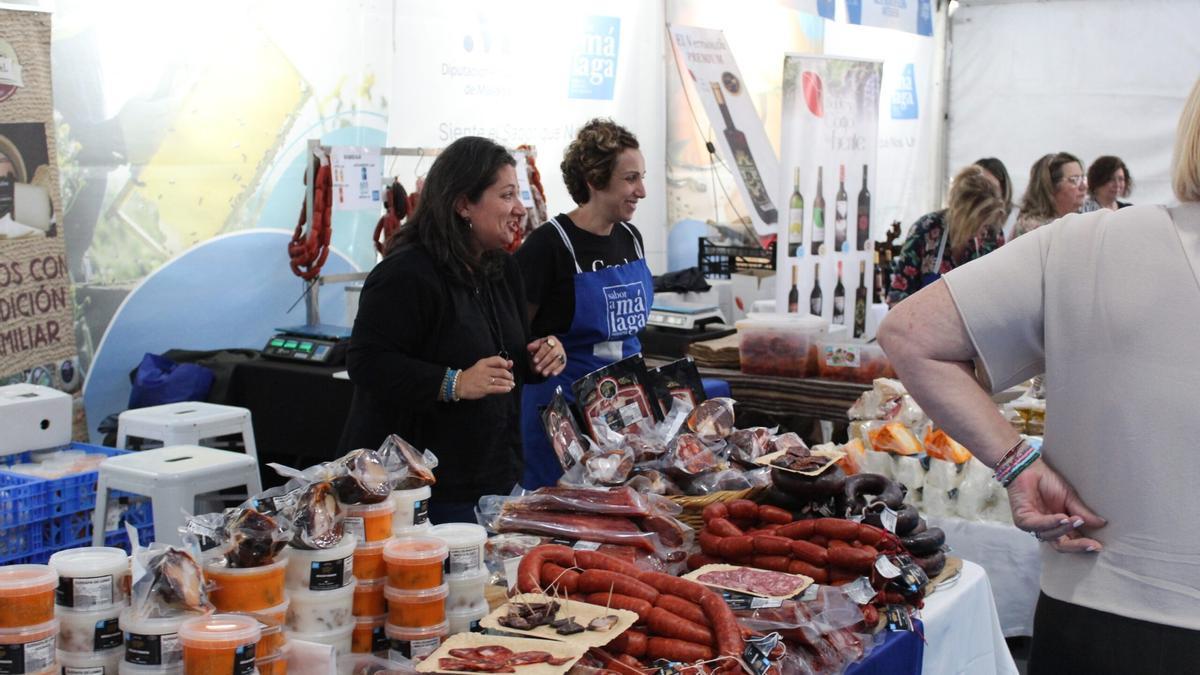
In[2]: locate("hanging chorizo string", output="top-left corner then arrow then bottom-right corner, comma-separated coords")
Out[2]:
372,179 -> 409,254
288,155 -> 332,280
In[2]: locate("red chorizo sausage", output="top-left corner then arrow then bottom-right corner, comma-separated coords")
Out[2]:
789,539 -> 828,566
809,534 -> 829,547
757,504 -> 793,525
701,502 -> 729,523
727,499 -> 760,521
575,550 -> 640,577
827,546 -> 876,573
814,518 -> 861,541
647,607 -> 711,646
698,531 -> 724,557
788,560 -> 828,584
686,553 -> 720,571
516,544 -> 576,593
609,629 -> 648,657
752,555 -> 792,572
578,569 -> 659,604
828,539 -> 850,549
700,592 -> 743,658
829,568 -> 861,585
706,517 -> 744,538
586,592 -> 653,622
752,535 -> 793,556
654,594 -> 710,627
717,535 -> 755,560
645,637 -> 714,663
637,572 -> 708,605
540,563 -> 579,593
776,519 -> 816,540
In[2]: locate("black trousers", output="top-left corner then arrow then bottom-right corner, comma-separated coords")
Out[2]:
1030,592 -> 1200,674
428,500 -> 479,525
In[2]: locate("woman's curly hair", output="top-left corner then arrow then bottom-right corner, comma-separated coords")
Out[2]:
561,119 -> 639,205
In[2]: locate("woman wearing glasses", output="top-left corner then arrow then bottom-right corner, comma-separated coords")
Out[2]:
1012,152 -> 1087,238
1080,156 -> 1133,212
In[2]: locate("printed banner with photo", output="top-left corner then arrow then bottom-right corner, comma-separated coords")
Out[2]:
777,55 -> 881,338
668,24 -> 781,241
845,0 -> 934,37
0,8 -> 77,387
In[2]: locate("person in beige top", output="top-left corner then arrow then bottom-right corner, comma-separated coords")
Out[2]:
879,78 -> 1200,674
1012,151 -> 1087,237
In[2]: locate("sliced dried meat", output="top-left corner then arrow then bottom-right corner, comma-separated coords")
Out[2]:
438,657 -> 514,673
697,567 -> 808,597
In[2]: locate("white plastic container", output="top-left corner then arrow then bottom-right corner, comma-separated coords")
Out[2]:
390,486 -> 431,534
736,313 -> 828,378
120,609 -> 198,666
49,547 -> 130,610
286,579 -> 356,633
284,538 -> 356,591
428,523 -> 486,576
58,646 -> 123,675
444,566 -> 489,612
341,501 -> 395,544
288,623 -> 353,657
0,620 -> 58,675
119,663 -> 182,675
384,621 -> 448,663
446,604 -> 489,636
56,603 -> 125,653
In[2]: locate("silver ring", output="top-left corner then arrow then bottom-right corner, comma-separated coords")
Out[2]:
547,337 -> 556,348
489,377 -> 495,385
558,353 -> 566,364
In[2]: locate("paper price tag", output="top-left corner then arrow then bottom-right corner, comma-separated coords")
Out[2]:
843,577 -> 876,605
875,555 -> 903,579
880,507 -> 899,533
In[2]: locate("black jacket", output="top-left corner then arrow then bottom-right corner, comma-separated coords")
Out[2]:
339,244 -> 535,503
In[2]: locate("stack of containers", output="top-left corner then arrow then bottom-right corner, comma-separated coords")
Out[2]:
50,548 -> 130,675
342,498 -> 394,657
381,536 -> 448,664
429,524 -> 490,636
0,565 -> 59,675
389,486 -> 430,537
283,531 -> 356,657
203,554 -> 288,675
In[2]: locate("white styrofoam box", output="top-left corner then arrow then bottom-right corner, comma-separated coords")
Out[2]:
0,383 -> 72,455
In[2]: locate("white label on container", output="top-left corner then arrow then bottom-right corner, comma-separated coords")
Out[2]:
389,636 -> 441,661
823,344 -> 862,368
880,507 -> 898,533
161,633 -> 182,665
57,575 -> 115,609
343,516 -> 366,543
309,554 -> 354,590
572,541 -> 601,551
4,635 -> 56,675
63,667 -> 104,675
446,548 -> 481,576
412,499 -> 429,526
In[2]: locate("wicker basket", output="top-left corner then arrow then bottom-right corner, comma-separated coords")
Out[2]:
668,486 -> 767,530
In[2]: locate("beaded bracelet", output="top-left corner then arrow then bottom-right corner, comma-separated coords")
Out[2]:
994,438 -> 1041,487
439,369 -> 453,402
449,369 -> 461,402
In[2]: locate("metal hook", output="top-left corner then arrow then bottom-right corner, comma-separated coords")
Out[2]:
413,147 -> 426,179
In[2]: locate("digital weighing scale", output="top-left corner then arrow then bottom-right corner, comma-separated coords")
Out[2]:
647,301 -> 727,331
641,301 -> 735,358
261,323 -> 352,365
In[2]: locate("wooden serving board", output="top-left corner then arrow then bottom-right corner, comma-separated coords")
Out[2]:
415,633 -> 587,675
479,593 -> 637,649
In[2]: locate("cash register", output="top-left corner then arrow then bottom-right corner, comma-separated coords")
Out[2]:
639,300 -> 734,358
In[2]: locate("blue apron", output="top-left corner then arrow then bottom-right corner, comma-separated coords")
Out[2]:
520,218 -> 654,489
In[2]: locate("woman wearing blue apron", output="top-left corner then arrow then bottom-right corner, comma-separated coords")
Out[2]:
515,119 -> 654,489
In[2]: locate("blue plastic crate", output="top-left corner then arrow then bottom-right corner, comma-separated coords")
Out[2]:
0,470 -> 48,528
0,521 -> 43,563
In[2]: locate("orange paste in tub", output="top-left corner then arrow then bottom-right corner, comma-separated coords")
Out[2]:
0,565 -> 57,628
383,536 -> 447,590
383,584 -> 447,628
179,614 -> 261,675
203,557 -> 287,612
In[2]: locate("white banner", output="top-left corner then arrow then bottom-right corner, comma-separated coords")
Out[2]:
846,0 -> 934,37
668,24 -> 781,240
777,55 -> 881,337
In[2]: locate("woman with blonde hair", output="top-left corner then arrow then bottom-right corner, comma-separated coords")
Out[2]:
1013,151 -> 1086,237
886,164 -> 1006,307
877,77 -> 1200,673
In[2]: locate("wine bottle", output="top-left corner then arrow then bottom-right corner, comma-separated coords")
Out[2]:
854,260 -> 868,338
857,165 -> 871,251
810,262 -> 823,316
833,260 -> 846,324
788,167 -> 804,256
873,250 -> 886,301
834,164 -> 848,252
711,83 -> 778,224
811,167 -> 825,256
787,265 -> 799,313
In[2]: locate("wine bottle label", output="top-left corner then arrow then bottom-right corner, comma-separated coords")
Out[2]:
810,298 -> 822,315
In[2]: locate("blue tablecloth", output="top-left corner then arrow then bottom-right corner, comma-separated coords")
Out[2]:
845,620 -> 925,675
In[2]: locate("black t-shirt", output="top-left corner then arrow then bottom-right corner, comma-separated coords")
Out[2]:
515,214 -> 645,337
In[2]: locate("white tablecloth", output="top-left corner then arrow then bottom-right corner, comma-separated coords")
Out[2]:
927,515 -> 1041,637
921,559 -> 1019,675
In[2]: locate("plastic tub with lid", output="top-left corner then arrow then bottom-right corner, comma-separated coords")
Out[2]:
352,541 -> 386,581
49,547 -> 131,610
384,621 -> 448,663
231,600 -> 288,660
58,646 -> 123,675
285,581 -> 355,633
389,486 -> 431,535
444,566 -> 489,612
119,662 -> 182,675
428,523 -> 486,576
286,623 -> 353,657
178,614 -> 261,675
382,536 -> 446,590
202,556 -> 288,613
0,564 -> 57,628
284,538 -> 355,591
120,609 -> 204,666
351,579 -> 386,618
736,313 -> 828,378
56,602 -> 125,653
0,619 -> 58,675
813,338 -> 895,384
382,584 -> 447,629
341,501 -> 395,544
446,603 -> 489,636
350,616 -> 386,655
255,645 -> 289,675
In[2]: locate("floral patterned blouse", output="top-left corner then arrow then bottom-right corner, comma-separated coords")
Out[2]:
886,210 -> 1005,307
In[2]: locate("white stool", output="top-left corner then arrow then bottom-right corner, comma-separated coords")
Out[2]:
92,445 -> 263,547
116,402 -> 258,458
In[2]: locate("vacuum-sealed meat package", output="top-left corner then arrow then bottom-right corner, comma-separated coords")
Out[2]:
647,357 -> 707,416
572,355 -> 662,440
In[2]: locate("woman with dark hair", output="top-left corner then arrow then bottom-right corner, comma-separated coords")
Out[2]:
974,157 -> 1013,218
1081,156 -> 1133,212
339,136 -> 567,523
515,118 -> 653,489
1013,152 -> 1087,237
